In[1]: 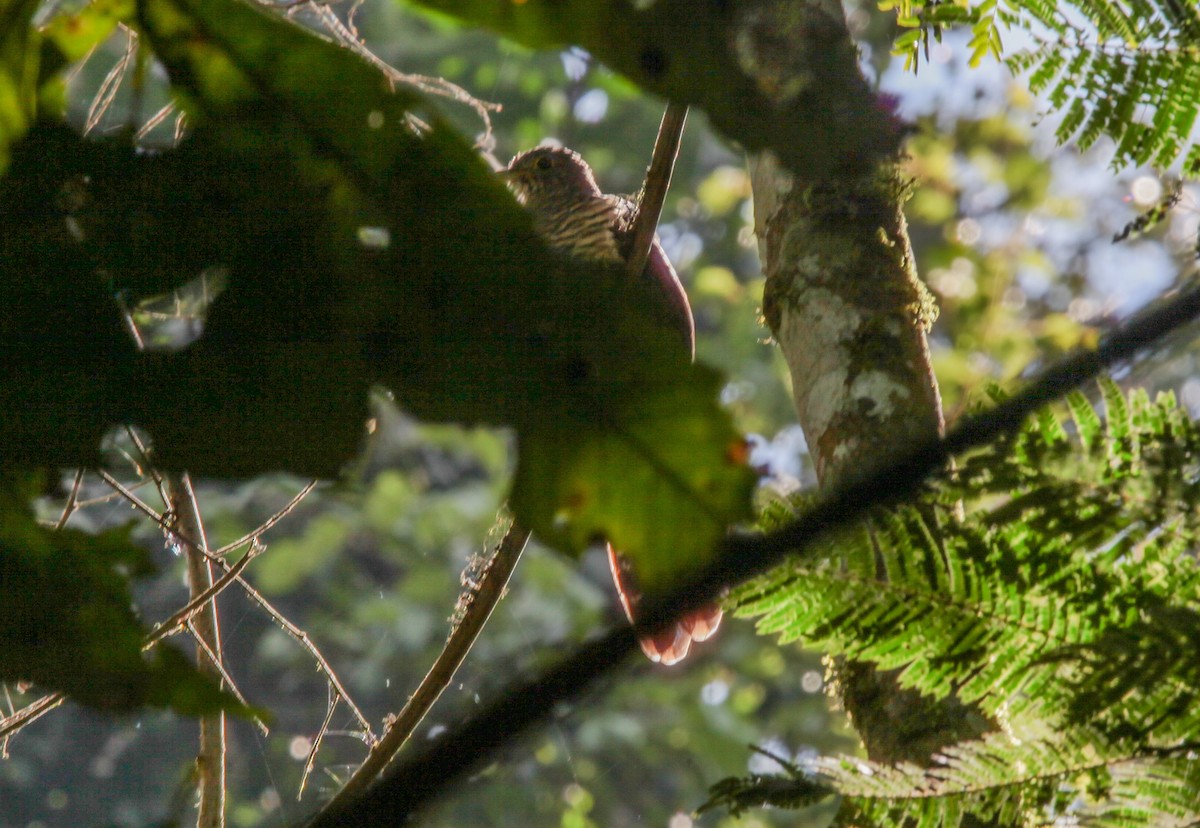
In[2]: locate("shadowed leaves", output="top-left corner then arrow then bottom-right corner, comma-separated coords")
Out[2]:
0,474 -> 247,715
1,0 -> 753,614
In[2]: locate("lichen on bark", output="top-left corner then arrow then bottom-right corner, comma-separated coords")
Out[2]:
755,153 -> 943,486
743,0 -> 992,766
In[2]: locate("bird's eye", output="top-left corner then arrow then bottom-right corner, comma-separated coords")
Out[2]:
535,156 -> 553,170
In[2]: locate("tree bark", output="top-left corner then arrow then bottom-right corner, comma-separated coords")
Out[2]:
745,0 -> 990,764
167,473 -> 226,828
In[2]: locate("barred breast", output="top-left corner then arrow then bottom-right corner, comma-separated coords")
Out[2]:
535,197 -> 623,263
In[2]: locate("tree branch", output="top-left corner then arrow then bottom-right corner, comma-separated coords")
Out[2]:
209,557 -> 377,744
146,542 -> 260,648
312,518 -> 529,822
625,102 -> 688,282
126,425 -> 172,510
299,690 -> 342,799
95,471 -> 371,742
212,480 -> 317,557
166,472 -> 226,828
302,280 -> 1200,826
0,692 -> 64,742
742,0 -> 972,764
53,469 -> 85,530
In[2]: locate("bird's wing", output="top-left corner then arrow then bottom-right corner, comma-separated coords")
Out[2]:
606,194 -> 696,360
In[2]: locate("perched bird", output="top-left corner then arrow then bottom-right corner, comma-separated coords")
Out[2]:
502,145 -> 722,665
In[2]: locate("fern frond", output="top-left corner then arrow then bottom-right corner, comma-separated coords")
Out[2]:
1013,33 -> 1200,171
704,732 -> 1200,827
1087,754 -> 1200,826
724,382 -> 1200,822
1067,388 -> 1102,448
732,499 -> 1130,724
886,0 -> 1200,172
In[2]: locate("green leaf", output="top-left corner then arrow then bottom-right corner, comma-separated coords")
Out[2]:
0,124 -> 149,468
736,375 -> 1200,726
1036,405 -> 1066,445
511,363 -> 754,591
1100,377 -> 1132,464
0,475 -> 246,715
41,0 -> 134,62
128,0 -> 756,586
1066,390 -> 1100,450
1028,47 -> 1064,94
0,0 -> 41,171
724,376 -> 1200,822
1008,28 -> 1200,173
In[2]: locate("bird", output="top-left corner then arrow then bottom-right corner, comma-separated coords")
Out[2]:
501,144 -> 722,665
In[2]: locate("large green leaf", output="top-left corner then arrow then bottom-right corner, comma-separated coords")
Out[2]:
403,0 -> 900,178
0,0 -> 755,587
0,475 -> 247,714
0,0 -> 754,590
511,361 -> 752,589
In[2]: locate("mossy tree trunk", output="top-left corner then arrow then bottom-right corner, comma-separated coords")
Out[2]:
745,0 -> 991,765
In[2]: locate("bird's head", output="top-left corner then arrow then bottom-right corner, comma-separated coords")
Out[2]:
500,146 -> 602,206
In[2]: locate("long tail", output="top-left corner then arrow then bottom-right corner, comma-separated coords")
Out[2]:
606,543 -> 722,665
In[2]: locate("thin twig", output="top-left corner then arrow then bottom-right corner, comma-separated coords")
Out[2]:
299,691 -> 341,800
184,618 -> 266,736
136,101 -> 177,142
0,693 -> 65,742
298,3 -> 498,142
146,543 -> 261,648
117,293 -> 145,349
625,103 -> 688,282
167,473 -> 226,828
2,543 -> 262,746
64,43 -> 98,87
346,0 -> 365,39
54,469 -> 85,531
85,25 -> 138,136
212,560 -> 377,745
125,425 -> 171,512
98,469 -> 165,523
304,280 -> 1200,827
0,684 -> 12,757
97,471 -> 371,741
98,469 -> 210,558
185,621 -> 242,708
313,518 -> 529,821
114,444 -> 148,478
74,480 -> 153,510
212,480 -> 318,557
